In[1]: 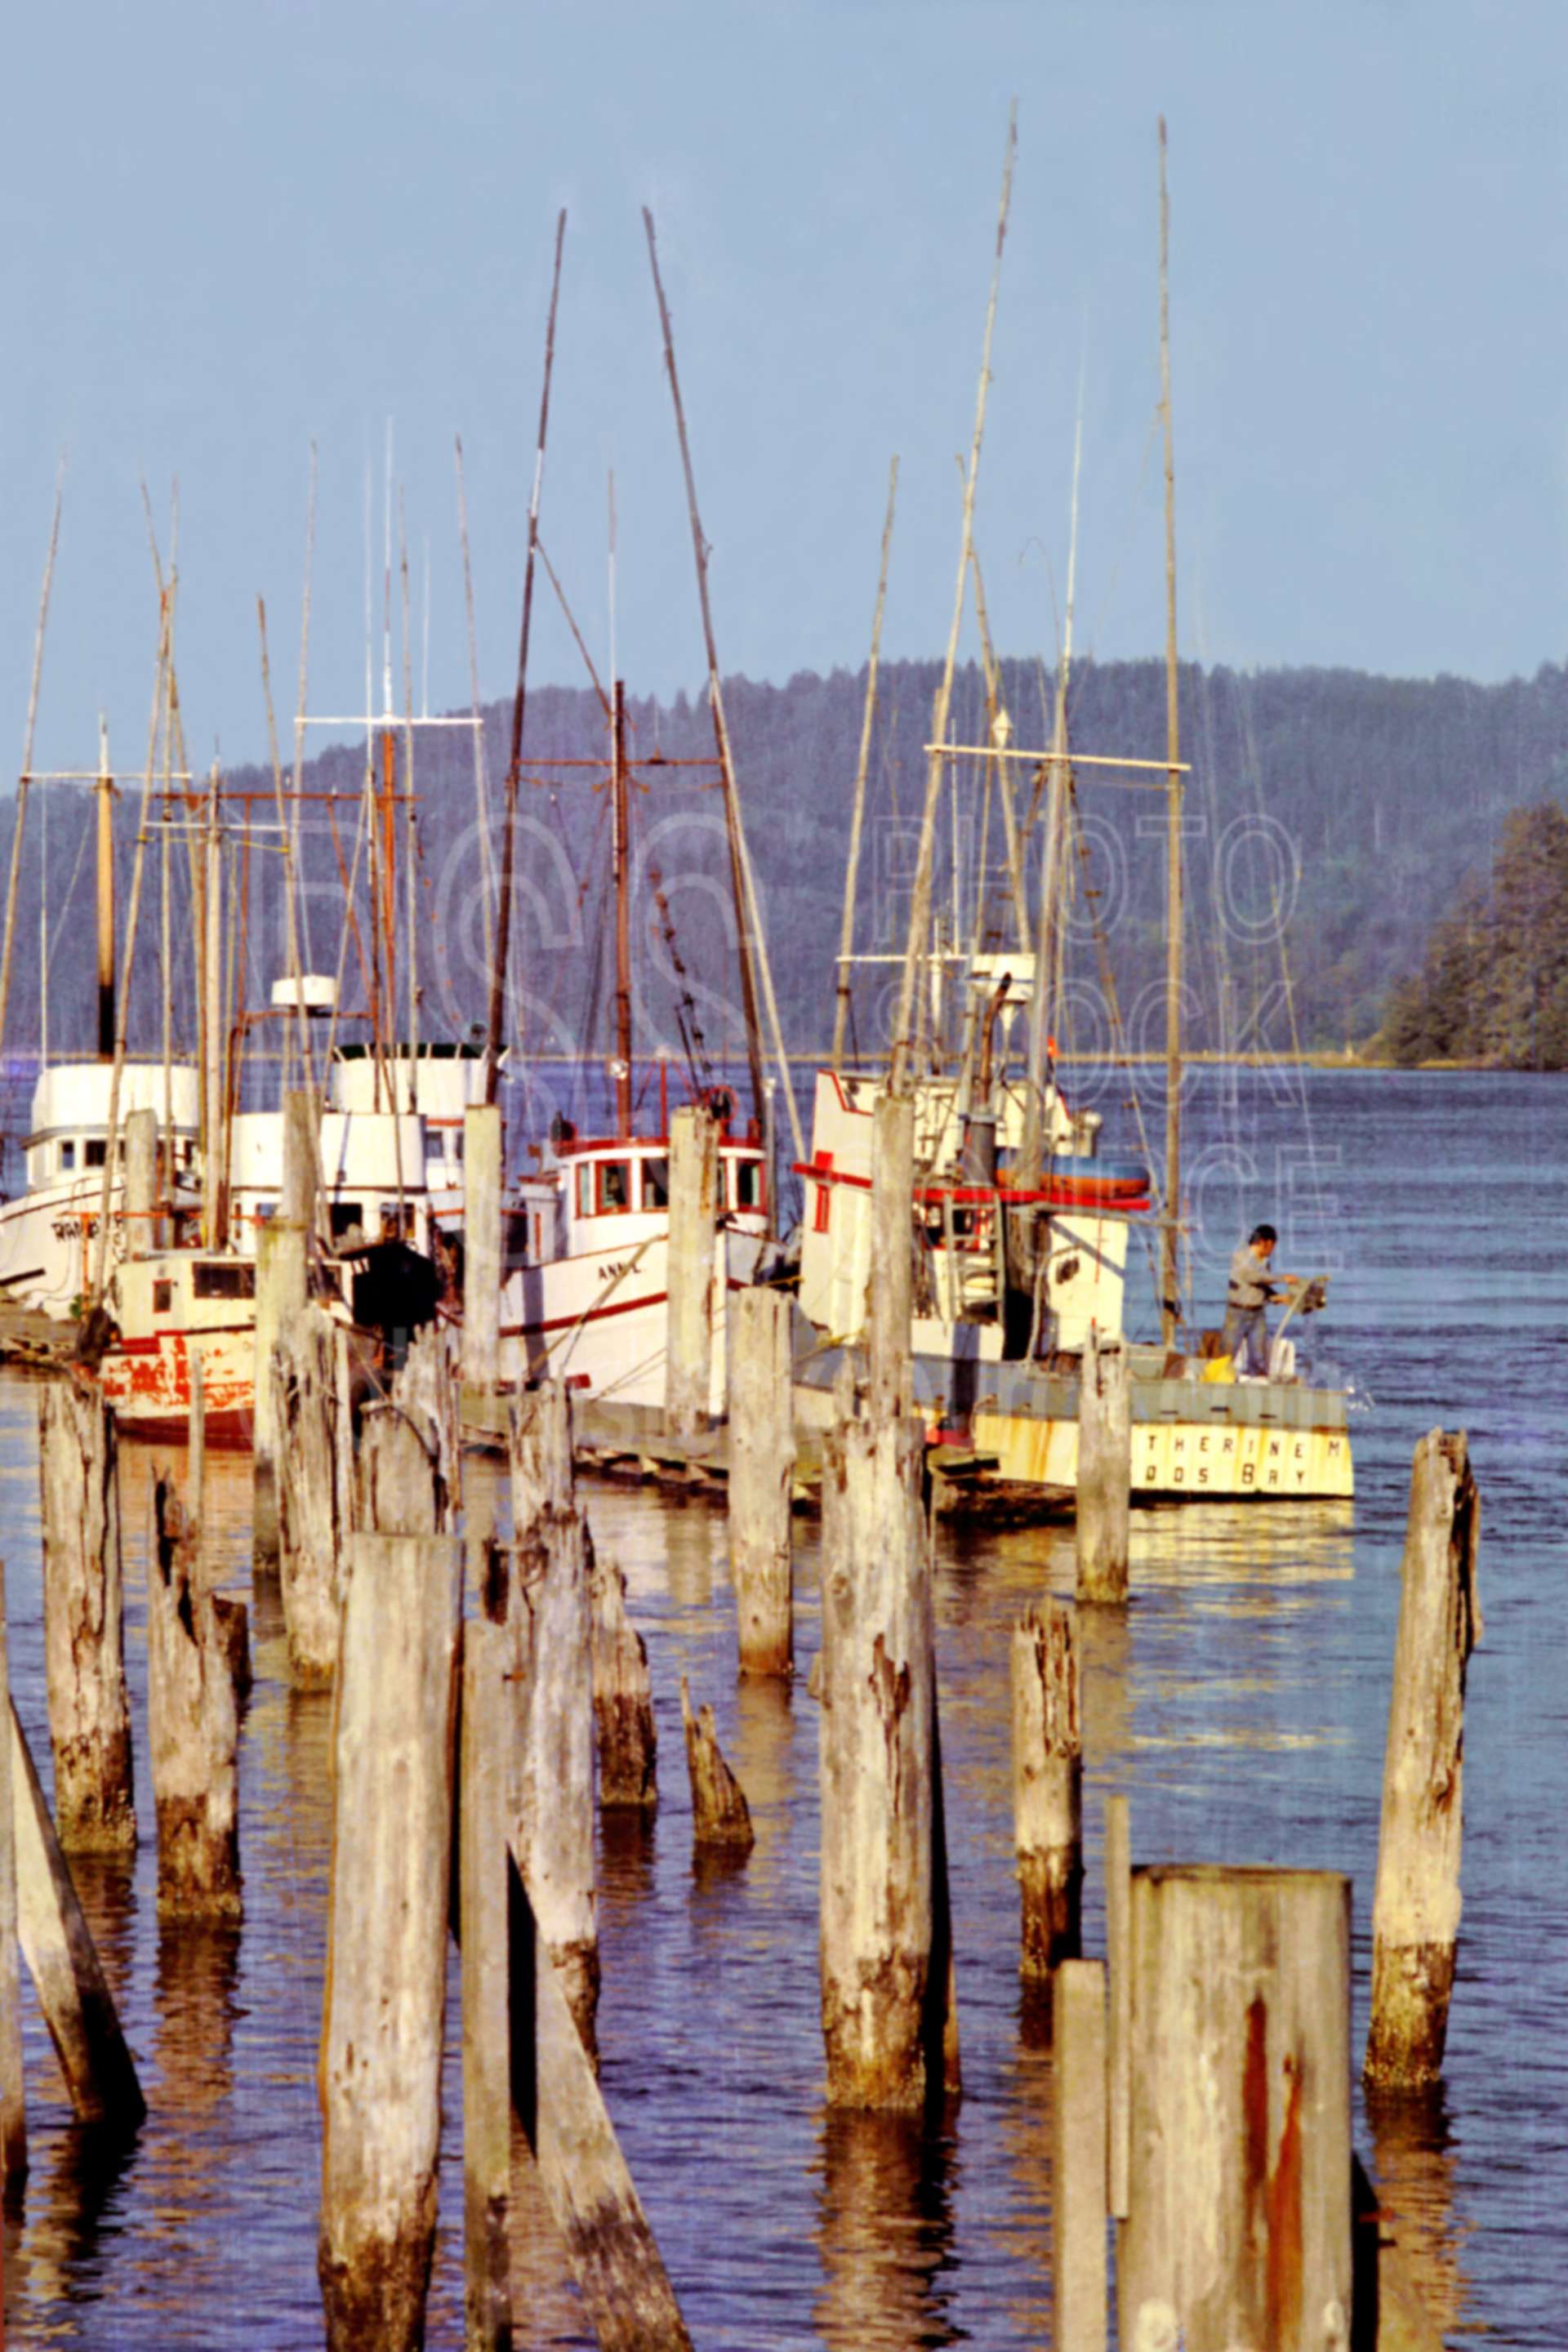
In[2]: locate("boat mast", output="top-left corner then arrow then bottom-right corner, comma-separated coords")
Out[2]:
96,716 -> 115,1061
1159,117 -> 1183,1346
202,759 -> 224,1250
831,456 -> 898,1073
890,105 -> 1015,1097
485,208 -> 567,1107
0,466 -> 62,1074
612,679 -> 633,1134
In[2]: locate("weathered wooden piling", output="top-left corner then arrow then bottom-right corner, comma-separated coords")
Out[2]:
818,1399 -> 946,2110
1052,1958 -> 1108,2352
255,1091 -> 315,1572
1365,1429 -> 1481,2093
38,1375 -> 136,1852
1104,1792 -> 1132,2219
272,1303 -> 353,1685
868,1089 -> 914,1418
147,1477 -> 242,1920
728,1284 -> 794,1677
666,1102 -> 719,1440
508,1383 -> 599,2057
0,1564 -> 25,2185
122,1104 -> 158,1248
460,1615 -> 513,2350
1076,1325 -> 1130,1603
1009,1601 -> 1082,1976
318,1530 -> 461,2352
359,1322 -> 460,1537
590,1550 -> 657,1811
461,1102 -> 501,1396
679,1677 -> 755,1851
1118,1865 -> 1352,2352
11,1699 -> 145,2130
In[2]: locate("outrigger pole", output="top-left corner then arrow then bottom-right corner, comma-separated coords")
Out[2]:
831,455 -> 898,1073
643,206 -> 804,1165
889,101 -> 1016,1098
1158,117 -> 1184,1344
485,208 -> 567,1107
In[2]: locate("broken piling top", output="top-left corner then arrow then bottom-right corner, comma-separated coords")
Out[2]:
510,1379 -> 576,1530
38,1374 -> 136,1854
1118,1864 -> 1352,2350
679,1677 -> 755,1852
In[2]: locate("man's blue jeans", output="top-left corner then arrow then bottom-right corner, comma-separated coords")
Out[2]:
1223,1304 -> 1268,1375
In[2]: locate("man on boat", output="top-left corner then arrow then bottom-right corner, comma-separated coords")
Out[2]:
1223,1223 -> 1294,1376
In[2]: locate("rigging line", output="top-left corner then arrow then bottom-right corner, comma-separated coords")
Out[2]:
322,792 -> 373,1071
257,596 -> 324,1199
292,445 -> 318,973
536,535 -> 611,717
834,454 -> 900,1071
0,459 -> 65,1071
454,434 -> 497,979
399,483 -> 421,1066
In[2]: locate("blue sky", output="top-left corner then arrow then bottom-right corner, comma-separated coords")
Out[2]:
3,0 -> 1565,771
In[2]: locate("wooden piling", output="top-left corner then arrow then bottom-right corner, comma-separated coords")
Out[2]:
1076,1325 -> 1130,1604
253,1215 -> 308,1575
867,1090 -> 914,1418
11,1699 -> 145,2130
507,1386 -> 599,2058
462,1102 -> 502,1396
123,1104 -> 158,1250
460,1616 -> 513,2350
818,1401 -> 943,2111
1009,1601 -> 1081,1976
1365,1429 -> 1481,2093
147,1477 -> 242,1920
1118,1864 -> 1352,2352
679,1677 -> 755,1851
188,1347 -> 206,1530
728,1285 -> 794,1677
1104,1792 -> 1132,2220
665,1102 -> 719,1440
273,1303 -> 353,1686
318,1530 -> 461,2352
0,1565 -> 25,2185
360,1322 -> 460,1537
590,1551 -> 657,1811
1052,1958 -> 1108,2352
37,1375 -> 136,1852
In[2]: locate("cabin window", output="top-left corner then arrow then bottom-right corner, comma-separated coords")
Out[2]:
451,1129 -> 464,1164
193,1263 -> 256,1301
813,1182 -> 832,1235
503,1210 -> 530,1275
84,1138 -> 107,1169
329,1203 -> 366,1245
153,1280 -> 172,1314
733,1156 -> 764,1212
59,1141 -> 75,1172
641,1157 -> 670,1211
381,1203 -> 412,1242
575,1164 -> 593,1218
598,1161 -> 631,1214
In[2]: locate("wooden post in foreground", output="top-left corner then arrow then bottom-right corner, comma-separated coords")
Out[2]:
461,1616 -> 513,2350
273,1303 -> 353,1686
590,1552 -> 658,1811
867,1090 -> 914,1419
679,1677 -> 755,1852
462,1102 -> 502,1395
1076,1325 -> 1130,1604
1365,1429 -> 1481,2092
818,1400 -> 945,2111
0,1565 -> 25,2185
318,1530 -> 461,2352
666,1102 -> 719,1439
1104,1793 -> 1132,2220
11,1700 -> 145,2129
1052,1958 -> 1107,2352
1010,1601 -> 1081,1977
728,1285 -> 794,1677
148,1477 -> 243,1919
508,1385 -> 599,2058
1118,1865 -> 1352,2352
123,1105 -> 158,1250
38,1376 -> 136,1851
359,1323 -> 459,1539
253,1213 -> 308,1575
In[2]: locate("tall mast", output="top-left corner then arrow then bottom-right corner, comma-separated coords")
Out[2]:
831,455 -> 898,1071
1159,117 -> 1183,1345
0,464 -> 62,1070
486,207 -> 567,1106
612,680 -> 633,1134
890,105 -> 1016,1097
95,715 -> 115,1061
202,759 -> 224,1250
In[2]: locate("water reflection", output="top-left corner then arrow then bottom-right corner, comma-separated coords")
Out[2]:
813,2109 -> 961,2351
1365,2088 -> 1471,2343
729,1673 -> 795,1891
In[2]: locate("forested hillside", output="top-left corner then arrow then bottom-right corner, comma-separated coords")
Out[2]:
5,653 -> 1566,1076
1380,803 -> 1568,1067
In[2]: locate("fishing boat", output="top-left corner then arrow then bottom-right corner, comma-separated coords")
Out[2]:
793,127 -> 1353,1506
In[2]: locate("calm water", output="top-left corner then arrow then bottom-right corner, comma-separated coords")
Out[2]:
0,1067 -> 1559,2346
